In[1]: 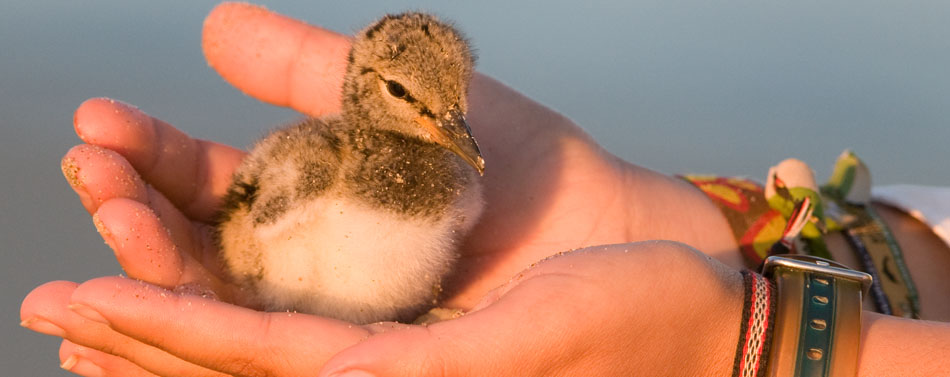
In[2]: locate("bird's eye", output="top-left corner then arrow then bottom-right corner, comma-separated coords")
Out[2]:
386,80 -> 407,98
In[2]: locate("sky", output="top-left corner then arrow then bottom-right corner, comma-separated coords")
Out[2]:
2,1 -> 948,375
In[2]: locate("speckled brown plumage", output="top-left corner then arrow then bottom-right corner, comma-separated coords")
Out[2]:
216,13 -> 484,324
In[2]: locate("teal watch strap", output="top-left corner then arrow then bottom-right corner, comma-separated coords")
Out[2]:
762,255 -> 872,377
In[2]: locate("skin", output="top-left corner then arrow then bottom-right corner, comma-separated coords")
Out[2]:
19,2 -> 950,376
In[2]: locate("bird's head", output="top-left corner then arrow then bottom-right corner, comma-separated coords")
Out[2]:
343,12 -> 484,175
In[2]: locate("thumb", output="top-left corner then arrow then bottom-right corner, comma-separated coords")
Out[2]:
317,324 -> 467,377
318,272 -> 590,377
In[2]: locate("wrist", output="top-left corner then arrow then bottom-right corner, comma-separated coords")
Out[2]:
858,311 -> 950,375
609,244 -> 747,376
700,269 -> 749,377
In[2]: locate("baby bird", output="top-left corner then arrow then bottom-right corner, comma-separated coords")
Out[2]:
216,13 -> 484,324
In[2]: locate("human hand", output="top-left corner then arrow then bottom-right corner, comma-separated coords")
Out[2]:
22,242 -> 743,376
22,1 -> 745,374
55,1 -> 743,309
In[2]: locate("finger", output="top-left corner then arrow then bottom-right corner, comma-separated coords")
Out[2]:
70,277 -> 370,377
202,2 -> 350,117
92,198 -> 185,287
61,141 -> 227,288
62,144 -> 149,214
141,185 -> 231,284
321,279 -> 582,376
63,147 -> 229,291
73,98 -> 246,221
94,197 -> 228,294
21,281 -> 77,339
61,143 -> 206,265
21,281 -> 229,377
60,340 -> 159,377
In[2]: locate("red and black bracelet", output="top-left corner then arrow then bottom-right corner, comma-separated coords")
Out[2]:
731,270 -> 777,377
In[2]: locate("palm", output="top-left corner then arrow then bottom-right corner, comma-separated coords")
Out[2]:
447,84 -> 633,305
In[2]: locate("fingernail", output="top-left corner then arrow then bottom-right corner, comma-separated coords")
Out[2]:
61,354 -> 106,377
91,213 -> 118,252
68,304 -> 110,325
330,370 -> 376,377
60,354 -> 79,370
61,157 -> 82,188
61,156 -> 96,209
20,317 -> 66,337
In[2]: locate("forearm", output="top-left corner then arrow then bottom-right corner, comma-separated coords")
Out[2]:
858,312 -> 950,376
825,202 -> 950,321
619,164 -> 745,267
872,202 -> 950,321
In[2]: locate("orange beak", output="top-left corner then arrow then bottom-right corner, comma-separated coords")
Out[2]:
415,109 -> 485,175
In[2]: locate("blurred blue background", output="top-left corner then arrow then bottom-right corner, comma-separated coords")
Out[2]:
3,1 -> 948,374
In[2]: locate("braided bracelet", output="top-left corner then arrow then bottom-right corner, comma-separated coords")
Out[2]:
731,270 -> 777,377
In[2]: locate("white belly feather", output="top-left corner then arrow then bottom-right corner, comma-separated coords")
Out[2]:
252,195 -> 462,322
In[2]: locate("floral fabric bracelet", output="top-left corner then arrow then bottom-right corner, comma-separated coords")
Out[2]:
682,150 -> 920,318
732,270 -> 777,377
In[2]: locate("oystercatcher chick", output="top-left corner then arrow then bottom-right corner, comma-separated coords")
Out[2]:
217,12 -> 484,324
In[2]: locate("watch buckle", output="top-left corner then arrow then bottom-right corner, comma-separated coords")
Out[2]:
762,254 -> 873,296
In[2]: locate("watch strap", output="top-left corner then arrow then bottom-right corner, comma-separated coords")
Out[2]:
763,255 -> 871,377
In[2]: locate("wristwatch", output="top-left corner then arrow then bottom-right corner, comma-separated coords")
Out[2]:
762,254 -> 872,377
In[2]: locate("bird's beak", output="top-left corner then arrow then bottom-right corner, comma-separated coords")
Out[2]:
416,109 -> 485,175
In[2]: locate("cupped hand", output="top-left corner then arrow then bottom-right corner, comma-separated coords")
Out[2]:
23,2 -> 743,375
23,242 -> 742,376
57,1 -> 741,308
